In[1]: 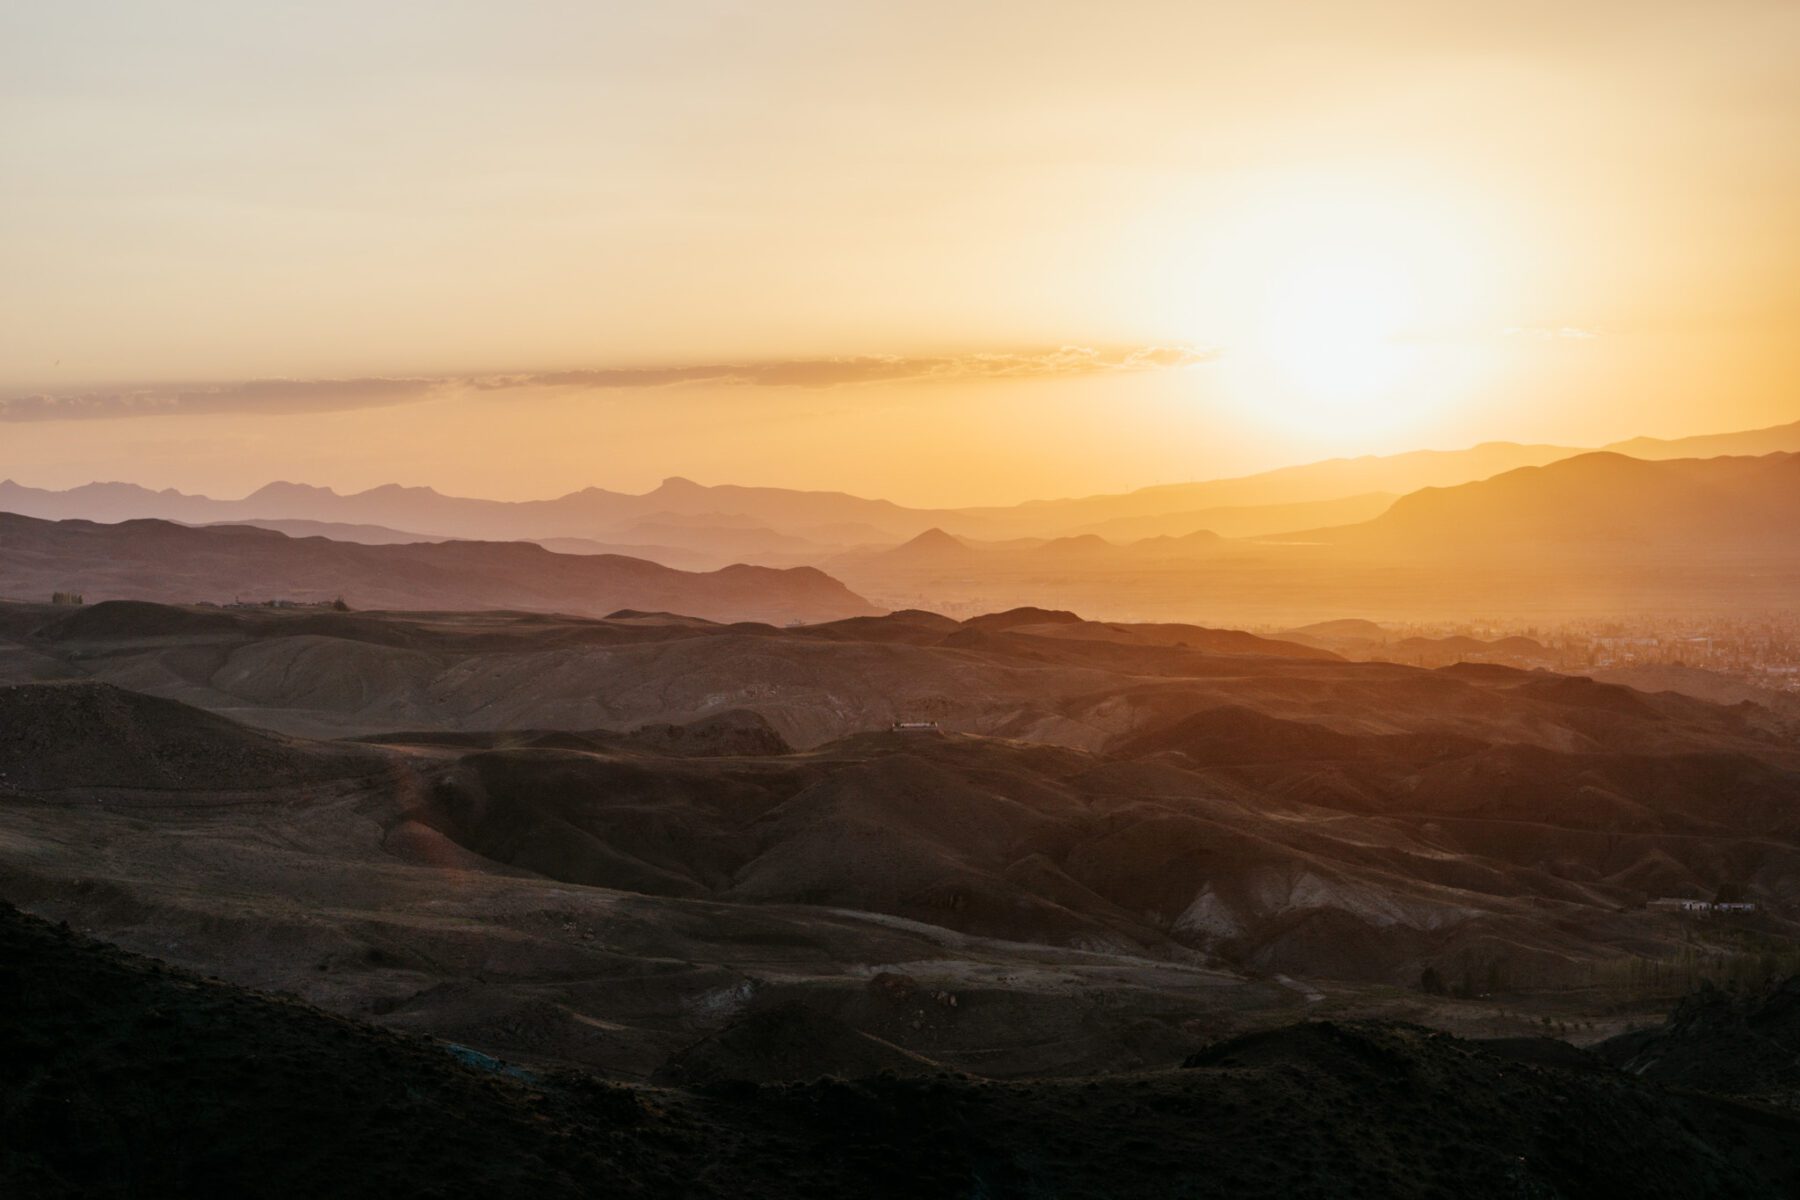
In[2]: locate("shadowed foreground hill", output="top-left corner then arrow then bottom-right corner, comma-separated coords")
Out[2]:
1598,974 -> 1800,1104
5,902 -> 1797,1199
0,513 -> 876,625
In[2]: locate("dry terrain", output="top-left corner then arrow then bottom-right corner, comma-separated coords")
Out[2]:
4,599 -> 1799,1085
5,597 -> 1800,1193
6,901 -> 1798,1198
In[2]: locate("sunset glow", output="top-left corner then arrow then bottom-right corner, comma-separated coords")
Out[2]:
2,2 -> 1797,501
6,8 -> 1800,1192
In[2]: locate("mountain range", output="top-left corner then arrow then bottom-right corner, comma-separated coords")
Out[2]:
6,416 -> 1798,562
831,450 -> 1800,622
10,449 -> 1800,625
8,418 -> 1800,625
0,513 -> 875,624
1315,450 -> 1800,550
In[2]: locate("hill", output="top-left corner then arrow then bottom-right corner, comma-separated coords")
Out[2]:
0,680 -> 379,791
1603,415 -> 1800,462
0,599 -> 1340,746
1317,451 -> 1800,552
1590,663 -> 1800,717
8,902 -> 1797,1197
1598,975 -> 1800,1104
5,606 -> 1799,999
0,474 -> 946,541
198,517 -> 449,544
192,518 -> 720,571
871,526 -> 978,565
993,416 -> 1800,533
0,513 -> 878,624
953,440 -> 1584,531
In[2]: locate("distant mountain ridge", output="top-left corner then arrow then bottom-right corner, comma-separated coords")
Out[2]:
0,476 -> 940,543
1312,450 -> 1800,551
186,518 -> 722,573
0,513 -> 877,624
4,414 -> 1797,562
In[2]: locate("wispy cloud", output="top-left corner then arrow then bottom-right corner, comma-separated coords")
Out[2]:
0,377 -> 448,422
0,345 -> 1217,422
477,345 -> 1217,391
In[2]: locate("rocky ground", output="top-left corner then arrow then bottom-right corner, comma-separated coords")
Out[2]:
7,902 -> 1799,1199
6,599 -> 1800,1194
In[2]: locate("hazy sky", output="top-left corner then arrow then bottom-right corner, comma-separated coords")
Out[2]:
4,1 -> 1798,504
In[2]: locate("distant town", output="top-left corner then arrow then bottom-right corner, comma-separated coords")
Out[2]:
1269,614 -> 1800,694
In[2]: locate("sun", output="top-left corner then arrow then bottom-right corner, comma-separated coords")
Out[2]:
1192,170 -> 1493,438
1251,251 -> 1419,410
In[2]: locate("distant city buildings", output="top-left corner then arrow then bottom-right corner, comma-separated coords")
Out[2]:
1256,613 -> 1800,694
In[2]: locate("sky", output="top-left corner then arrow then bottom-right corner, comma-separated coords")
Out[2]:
3,1 -> 1798,505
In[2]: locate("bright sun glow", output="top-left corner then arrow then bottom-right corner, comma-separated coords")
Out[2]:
1252,252 -> 1419,406
1192,171 -> 1495,439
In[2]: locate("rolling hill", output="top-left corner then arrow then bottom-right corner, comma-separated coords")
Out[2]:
1311,451 -> 1800,551
0,513 -> 877,624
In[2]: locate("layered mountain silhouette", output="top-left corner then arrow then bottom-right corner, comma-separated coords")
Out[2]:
0,475 -> 940,544
840,450 -> 1800,622
0,514 -> 876,624
7,415 -> 1797,553
1308,451 -> 1800,551
948,416 -> 1800,533
8,422 -> 1800,627
13,454 -> 1800,628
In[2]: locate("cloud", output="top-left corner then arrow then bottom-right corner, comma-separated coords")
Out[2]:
475,344 -> 1220,391
0,345 -> 1218,422
0,377 -> 448,422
